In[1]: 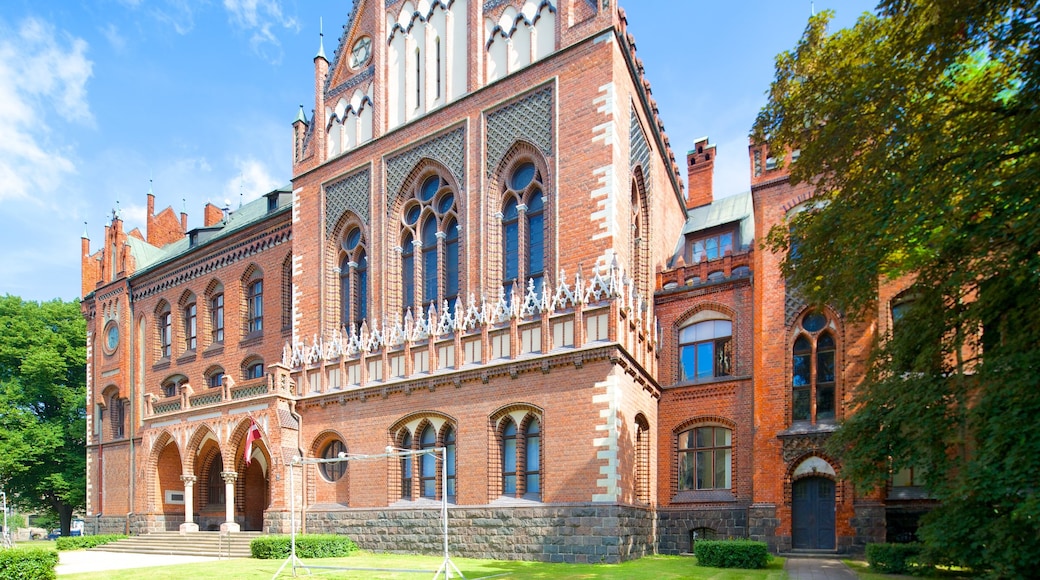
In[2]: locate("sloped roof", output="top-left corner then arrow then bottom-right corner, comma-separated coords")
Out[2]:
128,185 -> 291,275
680,191 -> 754,248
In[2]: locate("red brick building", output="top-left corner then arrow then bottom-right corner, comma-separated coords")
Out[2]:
81,0 -> 915,561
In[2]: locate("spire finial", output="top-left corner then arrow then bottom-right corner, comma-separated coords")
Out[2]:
295,103 -> 307,124
182,197 -> 187,213
147,176 -> 153,195
82,221 -> 89,240
239,178 -> 244,209
316,17 -> 327,60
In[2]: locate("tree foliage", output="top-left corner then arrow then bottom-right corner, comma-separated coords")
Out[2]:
0,296 -> 86,536
754,1 -> 1040,575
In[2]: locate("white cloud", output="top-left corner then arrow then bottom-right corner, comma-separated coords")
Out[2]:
223,158 -> 282,204
223,0 -> 300,64
100,23 -> 126,52
153,0 -> 196,35
0,17 -> 93,203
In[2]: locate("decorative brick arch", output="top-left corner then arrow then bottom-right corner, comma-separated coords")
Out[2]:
327,210 -> 369,330
630,164 -> 650,298
144,430 -> 181,512
674,302 -> 736,330
489,403 -> 543,501
783,452 -> 846,507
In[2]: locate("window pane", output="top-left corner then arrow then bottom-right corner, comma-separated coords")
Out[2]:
793,353 -> 811,386
680,345 -> 697,381
503,219 -> 519,281
696,450 -> 712,489
695,427 -> 713,448
357,252 -> 368,323
503,438 -> 516,472
526,473 -> 540,494
802,311 -> 827,332
817,350 -> 835,383
817,384 -> 835,420
715,448 -> 730,489
528,211 -> 544,276
705,237 -> 718,260
503,474 -> 516,494
510,163 -> 535,190
715,427 -> 731,447
720,232 -> 733,254
526,435 -> 540,473
793,387 -> 811,421
678,452 -> 695,490
696,342 -> 713,379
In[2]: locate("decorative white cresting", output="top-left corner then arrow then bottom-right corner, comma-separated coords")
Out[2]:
484,0 -> 556,83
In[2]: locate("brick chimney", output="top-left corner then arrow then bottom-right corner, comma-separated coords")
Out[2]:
204,203 -> 224,227
686,137 -> 715,209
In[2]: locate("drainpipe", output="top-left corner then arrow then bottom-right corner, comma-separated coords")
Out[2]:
126,279 -> 136,533
289,399 -> 304,534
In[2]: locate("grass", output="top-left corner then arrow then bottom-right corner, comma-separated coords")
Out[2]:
59,553 -> 787,579
843,559 -> 976,579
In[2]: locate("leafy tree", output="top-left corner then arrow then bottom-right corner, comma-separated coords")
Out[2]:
754,1 -> 1040,575
0,296 -> 86,537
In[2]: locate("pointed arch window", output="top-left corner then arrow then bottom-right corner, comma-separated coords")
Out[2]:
158,303 -> 172,359
209,288 -> 225,344
792,311 -> 838,423
498,412 -> 543,499
339,226 -> 368,329
420,425 -> 437,498
401,431 -> 413,500
400,173 -> 459,313
444,425 -> 456,498
501,161 -> 545,297
184,299 -> 197,352
247,273 -> 264,334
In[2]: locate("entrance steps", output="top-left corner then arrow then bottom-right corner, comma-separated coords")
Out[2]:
780,549 -> 844,559
89,531 -> 264,558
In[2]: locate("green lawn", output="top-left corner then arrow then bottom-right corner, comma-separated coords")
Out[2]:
61,553 -> 787,579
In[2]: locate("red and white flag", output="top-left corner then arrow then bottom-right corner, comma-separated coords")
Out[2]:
243,418 -> 262,466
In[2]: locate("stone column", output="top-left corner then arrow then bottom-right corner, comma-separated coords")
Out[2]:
178,475 -> 199,533
220,471 -> 240,532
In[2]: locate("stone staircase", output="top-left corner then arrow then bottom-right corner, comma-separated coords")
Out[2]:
89,531 -> 264,558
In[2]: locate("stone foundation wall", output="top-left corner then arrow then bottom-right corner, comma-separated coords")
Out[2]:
295,504 -> 654,563
748,504 -> 781,552
849,503 -> 886,553
657,506 -> 749,554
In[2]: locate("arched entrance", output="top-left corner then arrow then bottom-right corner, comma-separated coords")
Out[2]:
792,476 -> 836,549
242,456 -> 268,531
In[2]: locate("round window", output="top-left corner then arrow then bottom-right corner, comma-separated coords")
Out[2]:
802,311 -> 827,333
103,321 -> 119,354
320,440 -> 347,481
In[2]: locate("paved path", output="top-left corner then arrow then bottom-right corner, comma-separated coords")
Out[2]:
57,550 -> 222,575
785,558 -> 859,579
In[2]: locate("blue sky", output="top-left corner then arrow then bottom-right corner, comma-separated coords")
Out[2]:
0,0 -> 875,303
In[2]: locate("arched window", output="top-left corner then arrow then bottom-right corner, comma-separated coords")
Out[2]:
498,412 -> 542,499
183,296 -> 197,352
206,367 -> 224,389
208,285 -> 225,344
400,173 -> 459,313
679,319 -> 732,381
281,255 -> 292,330
502,419 -> 517,494
339,226 -> 368,329
320,440 -> 346,482
678,426 -> 731,491
401,431 -> 413,500
246,271 -> 264,334
524,418 -> 541,495
158,303 -> 172,359
444,425 -> 456,498
420,425 -> 437,498
635,415 -> 650,504
792,310 -> 838,423
245,359 -> 265,380
501,161 -> 546,297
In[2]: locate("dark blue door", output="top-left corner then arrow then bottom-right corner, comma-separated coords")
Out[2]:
792,477 -> 836,549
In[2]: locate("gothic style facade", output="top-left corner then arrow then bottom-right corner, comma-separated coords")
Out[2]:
81,0 -> 924,562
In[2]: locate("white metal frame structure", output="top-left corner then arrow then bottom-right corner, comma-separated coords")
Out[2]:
272,447 -> 464,579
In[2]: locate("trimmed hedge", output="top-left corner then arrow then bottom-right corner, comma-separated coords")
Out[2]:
0,548 -> 58,580
250,535 -> 358,559
866,542 -> 923,575
694,540 -> 771,569
55,534 -> 128,551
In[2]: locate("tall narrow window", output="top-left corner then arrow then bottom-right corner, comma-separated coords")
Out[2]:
679,319 -> 733,381
420,425 -> 437,498
210,292 -> 224,344
399,173 -> 458,313
792,311 -> 838,424
524,418 -> 541,495
502,419 -> 518,494
635,416 -> 650,504
414,48 -> 421,109
184,302 -> 197,351
281,256 -> 292,330
401,431 -> 413,499
247,278 -> 263,333
340,227 -> 368,329
159,306 -> 172,359
402,233 -> 415,312
444,426 -> 456,498
207,457 -> 225,506
501,161 -> 546,298
435,37 -> 442,99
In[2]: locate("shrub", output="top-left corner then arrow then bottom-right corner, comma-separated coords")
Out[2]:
694,539 -> 771,569
0,548 -> 58,580
865,542 -> 923,575
250,534 -> 358,559
55,534 -> 128,551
